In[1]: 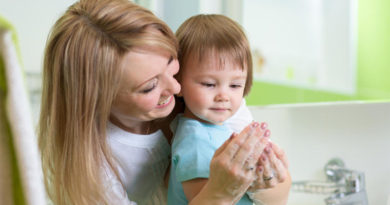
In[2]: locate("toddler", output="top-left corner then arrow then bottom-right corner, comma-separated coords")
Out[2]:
167,14 -> 270,204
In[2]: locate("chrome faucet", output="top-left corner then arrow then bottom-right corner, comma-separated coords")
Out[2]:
292,158 -> 368,205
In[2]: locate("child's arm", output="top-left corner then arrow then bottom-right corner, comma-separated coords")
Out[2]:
182,178 -> 208,201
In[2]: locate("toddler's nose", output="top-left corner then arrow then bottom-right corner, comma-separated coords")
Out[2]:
215,92 -> 229,102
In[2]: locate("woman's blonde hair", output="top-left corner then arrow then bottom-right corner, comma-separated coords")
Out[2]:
38,0 -> 177,204
176,14 -> 253,96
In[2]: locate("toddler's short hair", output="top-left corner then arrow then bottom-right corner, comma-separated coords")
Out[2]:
176,14 -> 253,96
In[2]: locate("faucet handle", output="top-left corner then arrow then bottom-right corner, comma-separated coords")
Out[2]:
324,158 -> 346,182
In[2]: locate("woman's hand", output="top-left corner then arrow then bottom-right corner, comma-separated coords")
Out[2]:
189,121 -> 270,205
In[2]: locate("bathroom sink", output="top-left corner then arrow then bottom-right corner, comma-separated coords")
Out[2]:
287,192 -> 326,205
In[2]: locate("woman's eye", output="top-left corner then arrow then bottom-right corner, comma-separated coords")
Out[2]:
141,86 -> 155,93
141,81 -> 158,93
167,56 -> 174,65
201,82 -> 215,87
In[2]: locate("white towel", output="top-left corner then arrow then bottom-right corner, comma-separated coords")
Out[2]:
0,28 -> 46,205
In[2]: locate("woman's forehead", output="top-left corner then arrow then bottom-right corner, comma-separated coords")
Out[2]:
120,49 -> 170,88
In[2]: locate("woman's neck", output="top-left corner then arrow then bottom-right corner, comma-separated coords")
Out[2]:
109,115 -> 155,135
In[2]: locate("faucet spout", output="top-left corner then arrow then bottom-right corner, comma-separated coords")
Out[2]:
291,158 -> 369,205
324,158 -> 369,205
325,190 -> 368,205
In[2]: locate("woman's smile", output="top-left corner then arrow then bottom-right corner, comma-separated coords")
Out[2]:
157,95 -> 174,108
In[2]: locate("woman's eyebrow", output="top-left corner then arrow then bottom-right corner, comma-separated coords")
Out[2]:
134,76 -> 157,90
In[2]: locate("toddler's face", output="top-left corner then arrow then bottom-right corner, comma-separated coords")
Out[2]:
180,55 -> 247,125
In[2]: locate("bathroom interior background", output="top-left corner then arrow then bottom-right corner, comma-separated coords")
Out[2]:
1,0 -> 390,204
1,0 -> 390,109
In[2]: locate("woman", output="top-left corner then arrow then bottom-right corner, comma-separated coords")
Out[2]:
38,0 -> 290,204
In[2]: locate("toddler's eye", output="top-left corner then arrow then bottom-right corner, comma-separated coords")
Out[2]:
201,82 -> 215,88
230,84 -> 243,88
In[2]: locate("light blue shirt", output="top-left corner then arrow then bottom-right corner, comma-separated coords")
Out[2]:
167,115 -> 252,205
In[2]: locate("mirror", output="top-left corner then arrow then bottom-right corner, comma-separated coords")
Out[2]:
138,0 -> 390,105
242,0 -> 357,94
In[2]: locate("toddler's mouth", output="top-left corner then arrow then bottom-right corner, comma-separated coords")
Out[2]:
210,108 -> 229,111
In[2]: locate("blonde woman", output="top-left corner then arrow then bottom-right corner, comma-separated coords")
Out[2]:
38,0 -> 290,204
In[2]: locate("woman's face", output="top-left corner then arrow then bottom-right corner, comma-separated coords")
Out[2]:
110,48 -> 181,127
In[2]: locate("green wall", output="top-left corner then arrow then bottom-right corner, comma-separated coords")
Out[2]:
247,0 -> 390,105
357,0 -> 390,100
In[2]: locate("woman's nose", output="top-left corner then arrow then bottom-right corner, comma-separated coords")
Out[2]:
162,74 -> 181,96
170,77 -> 181,95
162,60 -> 181,95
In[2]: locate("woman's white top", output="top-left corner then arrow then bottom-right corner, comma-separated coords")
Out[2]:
106,99 -> 253,204
106,121 -> 170,205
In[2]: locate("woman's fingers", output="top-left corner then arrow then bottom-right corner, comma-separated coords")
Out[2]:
219,123 -> 254,160
247,166 -> 265,192
256,166 -> 265,188
243,136 -> 269,173
232,122 -> 266,167
261,155 -> 278,188
214,132 -> 237,157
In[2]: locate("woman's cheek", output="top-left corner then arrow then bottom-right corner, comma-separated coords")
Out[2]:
139,95 -> 159,110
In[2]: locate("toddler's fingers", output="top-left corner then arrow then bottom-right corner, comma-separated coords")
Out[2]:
271,142 -> 289,168
267,148 -> 288,182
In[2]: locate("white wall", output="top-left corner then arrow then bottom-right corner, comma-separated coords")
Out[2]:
0,0 -> 202,73
1,0 -> 77,72
249,101 -> 390,204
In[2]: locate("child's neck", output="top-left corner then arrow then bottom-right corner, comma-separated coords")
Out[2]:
183,107 -> 224,126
